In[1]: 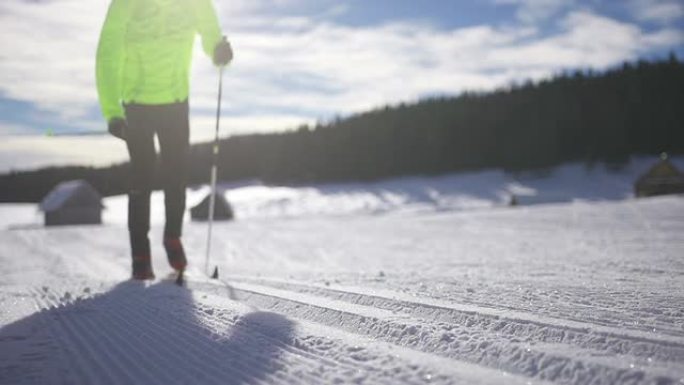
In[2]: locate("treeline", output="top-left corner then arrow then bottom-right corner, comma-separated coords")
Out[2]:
2,56 -> 683,202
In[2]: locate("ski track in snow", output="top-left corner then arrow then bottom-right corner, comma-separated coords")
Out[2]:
1,279 -> 538,385
1,194 -> 684,384
221,278 -> 684,384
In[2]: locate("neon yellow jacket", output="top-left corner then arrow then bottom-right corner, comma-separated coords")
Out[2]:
96,0 -> 223,121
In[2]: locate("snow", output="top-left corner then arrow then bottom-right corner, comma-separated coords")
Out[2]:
1,158 -> 684,384
40,180 -> 99,212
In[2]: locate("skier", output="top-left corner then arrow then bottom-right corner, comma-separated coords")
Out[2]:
96,0 -> 233,280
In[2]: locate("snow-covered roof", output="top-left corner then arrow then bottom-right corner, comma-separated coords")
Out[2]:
40,180 -> 104,212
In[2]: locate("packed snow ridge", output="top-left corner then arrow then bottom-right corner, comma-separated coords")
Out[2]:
1,157 -> 683,384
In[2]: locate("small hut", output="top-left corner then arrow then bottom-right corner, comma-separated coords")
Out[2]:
508,194 -> 519,207
635,154 -> 684,198
191,191 -> 234,221
40,180 -> 104,226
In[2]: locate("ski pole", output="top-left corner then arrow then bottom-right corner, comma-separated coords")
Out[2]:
204,62 -> 225,278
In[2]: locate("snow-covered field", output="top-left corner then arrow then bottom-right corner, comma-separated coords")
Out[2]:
1,159 -> 683,384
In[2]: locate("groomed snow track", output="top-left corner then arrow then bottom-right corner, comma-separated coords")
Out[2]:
5,271 -> 681,385
2,195 -> 684,384
217,276 -> 684,385
2,277 -> 548,385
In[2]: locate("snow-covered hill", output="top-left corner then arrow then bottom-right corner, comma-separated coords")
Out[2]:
1,157 -> 683,384
4,156 -> 683,229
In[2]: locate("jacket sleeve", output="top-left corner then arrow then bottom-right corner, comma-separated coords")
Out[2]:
195,0 -> 224,61
96,0 -> 129,122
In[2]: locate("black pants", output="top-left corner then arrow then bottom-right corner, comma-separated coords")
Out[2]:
124,101 -> 189,257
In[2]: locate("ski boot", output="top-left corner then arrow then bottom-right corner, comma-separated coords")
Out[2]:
132,255 -> 155,280
163,237 -> 187,272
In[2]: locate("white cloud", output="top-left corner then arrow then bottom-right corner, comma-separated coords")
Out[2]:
0,122 -> 35,136
487,11 -> 683,69
209,7 -> 680,123
0,0 -> 682,171
188,112 -> 316,142
0,136 -> 129,173
321,4 -> 350,19
0,1 -> 106,121
494,0 -> 575,23
629,0 -> 684,24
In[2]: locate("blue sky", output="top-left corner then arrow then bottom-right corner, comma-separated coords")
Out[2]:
0,0 -> 682,171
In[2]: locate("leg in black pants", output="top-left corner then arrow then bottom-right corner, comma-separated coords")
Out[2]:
125,101 -> 189,277
157,103 -> 189,239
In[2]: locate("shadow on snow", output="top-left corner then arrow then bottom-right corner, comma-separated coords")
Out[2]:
0,279 -> 294,385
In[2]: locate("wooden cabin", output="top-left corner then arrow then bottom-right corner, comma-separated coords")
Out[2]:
191,191 -> 234,221
40,180 -> 104,226
635,154 -> 684,197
